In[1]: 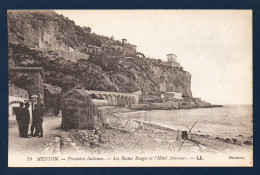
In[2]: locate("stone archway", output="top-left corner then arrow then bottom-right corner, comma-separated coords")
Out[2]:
101,94 -> 107,100
111,95 -> 117,106
130,96 -> 135,105
116,95 -> 121,107
107,95 -> 112,105
97,94 -> 102,99
91,93 -> 97,99
124,96 -> 129,106
117,95 -> 125,107
134,95 -> 139,104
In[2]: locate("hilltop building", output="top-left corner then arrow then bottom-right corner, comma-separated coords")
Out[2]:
121,38 -> 137,57
121,39 -> 127,45
167,53 -> 177,62
162,53 -> 181,68
136,52 -> 145,58
131,45 -> 137,52
86,45 -> 102,55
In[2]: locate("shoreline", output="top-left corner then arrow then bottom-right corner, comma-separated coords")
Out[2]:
129,103 -> 223,111
8,113 -> 252,158
21,106 -> 251,156
109,106 -> 252,145
130,118 -> 252,147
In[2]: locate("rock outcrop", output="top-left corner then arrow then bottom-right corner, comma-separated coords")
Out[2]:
8,10 -> 193,97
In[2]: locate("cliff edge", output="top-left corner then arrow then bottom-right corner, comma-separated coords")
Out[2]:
8,10 -> 192,97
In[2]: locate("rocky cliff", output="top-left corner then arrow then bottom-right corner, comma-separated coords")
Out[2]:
8,10 -> 192,97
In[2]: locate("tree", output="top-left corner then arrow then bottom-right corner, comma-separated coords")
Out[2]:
9,72 -> 34,90
83,26 -> 91,33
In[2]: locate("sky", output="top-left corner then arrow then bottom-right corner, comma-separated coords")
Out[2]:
55,10 -> 252,105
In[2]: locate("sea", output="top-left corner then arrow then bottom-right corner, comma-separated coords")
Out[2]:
119,105 -> 253,140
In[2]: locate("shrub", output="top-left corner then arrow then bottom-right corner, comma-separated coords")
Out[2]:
60,89 -> 103,130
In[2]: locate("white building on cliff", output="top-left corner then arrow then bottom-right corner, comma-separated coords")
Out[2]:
162,53 -> 181,68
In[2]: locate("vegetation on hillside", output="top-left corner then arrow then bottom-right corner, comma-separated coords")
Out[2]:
8,10 -> 193,97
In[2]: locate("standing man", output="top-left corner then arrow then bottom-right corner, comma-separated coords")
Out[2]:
30,103 -> 37,137
30,103 -> 44,137
16,102 -> 24,137
20,102 -> 30,138
34,104 -> 44,137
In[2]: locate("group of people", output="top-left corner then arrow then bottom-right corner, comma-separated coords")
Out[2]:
16,102 -> 44,138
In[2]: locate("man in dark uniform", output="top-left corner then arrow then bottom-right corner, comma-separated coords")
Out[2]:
30,103 -> 43,137
16,102 -> 24,137
20,102 -> 31,138
34,104 -> 44,137
30,103 -> 37,137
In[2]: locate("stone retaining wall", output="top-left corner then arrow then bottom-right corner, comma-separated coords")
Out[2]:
57,50 -> 89,63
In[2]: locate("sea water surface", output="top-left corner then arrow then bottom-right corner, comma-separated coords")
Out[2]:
120,105 -> 253,139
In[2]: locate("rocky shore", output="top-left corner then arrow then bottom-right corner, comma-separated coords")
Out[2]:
60,106 -> 251,155
9,106 -> 250,157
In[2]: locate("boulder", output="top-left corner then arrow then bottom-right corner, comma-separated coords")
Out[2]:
231,138 -> 238,144
243,140 -> 253,146
224,138 -> 233,144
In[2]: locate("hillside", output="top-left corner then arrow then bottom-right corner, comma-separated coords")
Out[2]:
7,10 -> 192,97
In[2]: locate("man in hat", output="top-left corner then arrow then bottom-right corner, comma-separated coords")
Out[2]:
16,102 -> 24,137
33,103 -> 44,137
20,102 -> 31,138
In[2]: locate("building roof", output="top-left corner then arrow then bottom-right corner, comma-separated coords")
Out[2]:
132,90 -> 142,95
9,66 -> 46,82
167,53 -> 176,56
166,91 -> 182,94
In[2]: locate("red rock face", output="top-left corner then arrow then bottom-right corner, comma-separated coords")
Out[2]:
8,10 -> 193,98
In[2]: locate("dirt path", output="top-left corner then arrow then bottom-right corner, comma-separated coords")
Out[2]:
8,116 -> 62,155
